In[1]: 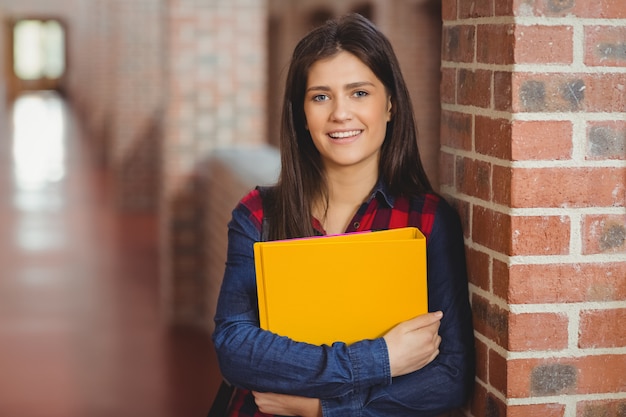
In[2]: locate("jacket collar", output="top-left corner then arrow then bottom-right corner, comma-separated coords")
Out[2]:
367,179 -> 396,208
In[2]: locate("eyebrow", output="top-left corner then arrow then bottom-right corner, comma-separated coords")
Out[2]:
306,81 -> 376,93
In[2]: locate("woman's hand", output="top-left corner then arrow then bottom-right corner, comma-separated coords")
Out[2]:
383,311 -> 443,377
252,391 -> 322,417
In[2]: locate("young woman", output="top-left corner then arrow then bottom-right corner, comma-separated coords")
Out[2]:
212,13 -> 475,417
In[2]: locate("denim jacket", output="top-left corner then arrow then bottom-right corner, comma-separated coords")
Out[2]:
212,184 -> 475,417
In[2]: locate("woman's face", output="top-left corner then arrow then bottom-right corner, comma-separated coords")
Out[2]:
303,51 -> 391,173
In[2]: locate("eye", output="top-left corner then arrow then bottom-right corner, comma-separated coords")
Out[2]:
312,94 -> 329,102
353,90 -> 369,98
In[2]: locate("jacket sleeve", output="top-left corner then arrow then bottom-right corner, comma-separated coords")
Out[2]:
212,205 -> 391,399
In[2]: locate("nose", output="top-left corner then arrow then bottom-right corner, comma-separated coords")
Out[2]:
330,96 -> 352,122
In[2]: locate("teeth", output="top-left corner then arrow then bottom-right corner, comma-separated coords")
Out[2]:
329,130 -> 361,139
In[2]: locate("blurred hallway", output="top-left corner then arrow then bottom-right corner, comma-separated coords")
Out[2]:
0,91 -> 219,416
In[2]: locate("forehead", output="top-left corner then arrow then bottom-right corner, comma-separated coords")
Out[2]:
306,51 -> 380,87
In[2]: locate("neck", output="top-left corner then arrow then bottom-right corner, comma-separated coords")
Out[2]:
313,161 -> 379,234
326,168 -> 378,205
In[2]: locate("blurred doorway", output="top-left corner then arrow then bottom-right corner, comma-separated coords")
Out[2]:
7,17 -> 67,99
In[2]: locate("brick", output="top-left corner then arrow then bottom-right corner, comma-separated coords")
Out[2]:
583,214 -> 626,254
512,73 -> 626,113
439,151 -> 455,187
585,26 -> 626,67
577,399 -> 626,417
475,338 -> 489,384
441,68 -> 457,104
494,71 -> 513,112
586,121 -> 626,160
442,25 -> 475,63
514,74 -> 582,112
456,157 -> 491,201
489,349 -> 508,394
458,69 -> 492,109
577,355 -> 626,394
492,259 -> 509,301
441,110 -> 472,150
508,359 -> 575,398
495,0 -> 515,16
475,116 -> 512,160
509,312 -> 569,351
441,0 -> 458,20
512,120 -> 573,161
485,393 -> 506,417
507,262 -> 626,304
514,25 -> 574,64
477,24 -> 515,65
579,308 -> 626,348
510,167 -> 625,208
586,74 -> 626,112
508,403 -> 565,417
573,0 -> 626,18
473,207 -> 511,254
509,356 -> 626,398
511,215 -> 571,256
466,247 -> 490,291
469,383 -> 489,417
472,294 -> 509,348
492,165 -> 512,206
531,363 -> 578,396
440,67 -> 457,105
459,0 -> 493,18
513,0 -> 626,18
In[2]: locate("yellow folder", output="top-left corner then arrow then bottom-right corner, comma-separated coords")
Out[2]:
254,227 -> 428,346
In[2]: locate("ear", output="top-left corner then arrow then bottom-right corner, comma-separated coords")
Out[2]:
386,97 -> 393,122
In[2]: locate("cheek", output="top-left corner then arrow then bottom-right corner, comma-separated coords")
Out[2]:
368,107 -> 391,130
304,109 -> 327,133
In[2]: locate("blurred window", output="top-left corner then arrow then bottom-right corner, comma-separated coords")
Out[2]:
14,20 -> 65,80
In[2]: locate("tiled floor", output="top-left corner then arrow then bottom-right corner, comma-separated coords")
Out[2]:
0,91 -> 219,417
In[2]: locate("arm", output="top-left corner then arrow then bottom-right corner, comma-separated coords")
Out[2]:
250,312 -> 444,416
212,206 -> 390,399
348,200 -> 475,417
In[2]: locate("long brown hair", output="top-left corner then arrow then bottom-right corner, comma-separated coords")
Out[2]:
267,13 -> 432,241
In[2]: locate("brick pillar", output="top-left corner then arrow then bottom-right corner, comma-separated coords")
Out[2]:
441,1 -> 626,416
162,0 -> 268,325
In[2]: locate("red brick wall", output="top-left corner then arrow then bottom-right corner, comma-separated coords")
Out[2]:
441,0 -> 626,416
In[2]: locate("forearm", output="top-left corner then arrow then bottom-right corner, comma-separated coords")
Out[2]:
317,348 -> 473,417
213,318 -> 390,398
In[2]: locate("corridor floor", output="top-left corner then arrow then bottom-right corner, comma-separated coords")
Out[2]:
0,91 -> 219,417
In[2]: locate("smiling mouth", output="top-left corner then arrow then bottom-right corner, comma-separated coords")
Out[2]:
328,130 -> 362,139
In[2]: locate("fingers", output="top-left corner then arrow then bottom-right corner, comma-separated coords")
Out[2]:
384,311 -> 444,377
395,311 -> 443,334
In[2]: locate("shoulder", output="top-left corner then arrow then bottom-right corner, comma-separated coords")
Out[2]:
405,193 -> 461,238
235,186 -> 275,233
407,192 -> 441,213
235,188 -> 264,232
